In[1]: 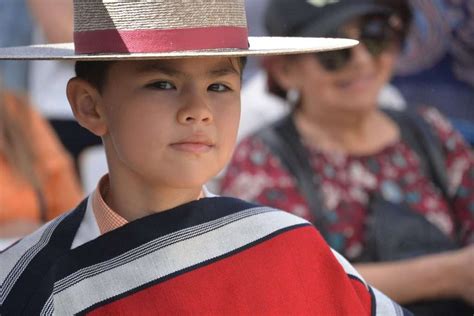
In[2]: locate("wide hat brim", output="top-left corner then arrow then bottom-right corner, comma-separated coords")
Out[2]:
0,37 -> 357,61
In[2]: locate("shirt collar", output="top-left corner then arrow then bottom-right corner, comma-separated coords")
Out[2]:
91,174 -> 214,235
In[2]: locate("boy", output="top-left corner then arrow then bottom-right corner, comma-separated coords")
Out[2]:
0,1 -> 410,314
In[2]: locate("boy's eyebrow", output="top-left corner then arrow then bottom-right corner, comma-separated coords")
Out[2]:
135,63 -> 184,77
207,65 -> 240,78
134,61 -> 240,78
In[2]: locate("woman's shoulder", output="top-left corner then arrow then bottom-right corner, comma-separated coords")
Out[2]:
232,128 -> 277,163
385,106 -> 469,151
415,106 -> 473,159
2,91 -> 52,141
2,91 -> 32,119
416,106 -> 457,141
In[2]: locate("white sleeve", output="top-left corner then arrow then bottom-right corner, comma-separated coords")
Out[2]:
330,248 -> 413,316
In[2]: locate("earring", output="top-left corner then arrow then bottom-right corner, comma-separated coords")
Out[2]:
286,89 -> 300,106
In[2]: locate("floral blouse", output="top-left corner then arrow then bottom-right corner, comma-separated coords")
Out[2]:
221,108 -> 474,260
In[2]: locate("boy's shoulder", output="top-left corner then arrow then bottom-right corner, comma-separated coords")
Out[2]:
0,199 -> 87,307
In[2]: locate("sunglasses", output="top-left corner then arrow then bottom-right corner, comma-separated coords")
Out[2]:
315,16 -> 404,72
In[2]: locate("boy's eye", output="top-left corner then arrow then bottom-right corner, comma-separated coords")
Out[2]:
147,81 -> 175,90
208,83 -> 230,92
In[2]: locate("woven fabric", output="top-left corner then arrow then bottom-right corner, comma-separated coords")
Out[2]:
0,196 -> 409,315
73,0 -> 247,32
72,0 -> 248,53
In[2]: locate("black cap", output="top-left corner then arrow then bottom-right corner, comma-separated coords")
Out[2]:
265,0 -> 399,37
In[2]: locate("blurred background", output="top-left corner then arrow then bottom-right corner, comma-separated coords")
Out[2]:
0,0 -> 472,243
0,0 -> 472,197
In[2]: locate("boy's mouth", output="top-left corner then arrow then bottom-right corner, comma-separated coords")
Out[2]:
170,136 -> 215,154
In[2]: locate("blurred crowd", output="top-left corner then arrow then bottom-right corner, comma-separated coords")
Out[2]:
0,0 -> 472,314
0,0 -> 86,245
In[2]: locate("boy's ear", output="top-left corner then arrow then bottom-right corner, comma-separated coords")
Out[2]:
66,78 -> 107,137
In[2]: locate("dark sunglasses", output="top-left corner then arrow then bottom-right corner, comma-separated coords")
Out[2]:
315,16 -> 404,72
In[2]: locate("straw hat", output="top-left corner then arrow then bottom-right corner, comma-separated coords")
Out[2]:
0,0 -> 357,61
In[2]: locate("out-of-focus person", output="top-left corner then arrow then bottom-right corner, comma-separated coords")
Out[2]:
0,0 -> 33,92
27,0 -> 102,168
392,0 -> 474,144
0,82 -> 83,243
237,0 -> 407,143
221,0 -> 473,314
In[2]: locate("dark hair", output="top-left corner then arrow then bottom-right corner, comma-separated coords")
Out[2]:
75,57 -> 247,93
238,56 -> 248,74
265,0 -> 412,38
74,61 -> 115,93
380,0 -> 412,39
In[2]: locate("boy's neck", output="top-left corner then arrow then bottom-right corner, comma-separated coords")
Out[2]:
102,173 -> 204,222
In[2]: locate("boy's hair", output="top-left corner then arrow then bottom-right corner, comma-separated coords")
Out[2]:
75,57 -> 247,93
74,61 -> 115,93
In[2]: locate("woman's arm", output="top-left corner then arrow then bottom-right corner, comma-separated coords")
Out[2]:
419,107 -> 474,244
355,245 -> 474,305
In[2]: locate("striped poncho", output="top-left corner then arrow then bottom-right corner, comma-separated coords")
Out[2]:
1,196 -> 410,315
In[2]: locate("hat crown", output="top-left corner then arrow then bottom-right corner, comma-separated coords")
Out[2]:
73,0 -> 248,54
73,0 -> 247,32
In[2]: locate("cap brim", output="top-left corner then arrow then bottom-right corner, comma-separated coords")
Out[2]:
0,37 -> 357,60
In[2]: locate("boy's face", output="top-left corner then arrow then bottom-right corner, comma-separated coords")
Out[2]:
92,57 -> 241,190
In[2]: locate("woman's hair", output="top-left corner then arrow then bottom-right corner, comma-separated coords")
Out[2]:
380,0 -> 412,40
0,84 -> 41,190
262,55 -> 296,101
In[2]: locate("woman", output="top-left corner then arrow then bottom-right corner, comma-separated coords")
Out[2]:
0,83 -> 83,240
221,0 -> 473,314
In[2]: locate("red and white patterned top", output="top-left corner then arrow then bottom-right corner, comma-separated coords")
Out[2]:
221,108 -> 474,260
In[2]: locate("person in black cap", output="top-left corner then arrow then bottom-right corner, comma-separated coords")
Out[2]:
222,1 -> 474,315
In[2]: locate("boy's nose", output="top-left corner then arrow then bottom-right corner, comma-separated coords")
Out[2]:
177,95 -> 213,125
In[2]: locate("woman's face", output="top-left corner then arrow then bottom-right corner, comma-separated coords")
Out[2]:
280,15 -> 402,117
